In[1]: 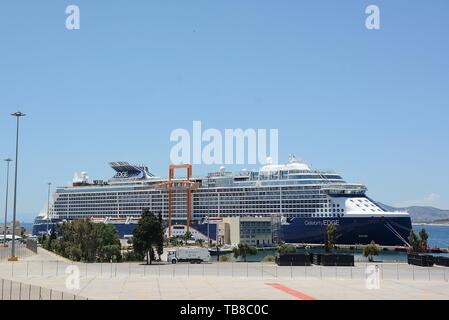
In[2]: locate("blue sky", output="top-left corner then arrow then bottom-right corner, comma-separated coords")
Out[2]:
0,0 -> 448,222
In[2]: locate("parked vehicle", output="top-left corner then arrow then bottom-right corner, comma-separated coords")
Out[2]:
167,247 -> 211,264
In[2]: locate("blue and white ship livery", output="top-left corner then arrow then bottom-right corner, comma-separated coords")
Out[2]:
33,156 -> 412,246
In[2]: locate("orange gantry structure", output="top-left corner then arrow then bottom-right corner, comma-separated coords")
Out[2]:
156,164 -> 199,238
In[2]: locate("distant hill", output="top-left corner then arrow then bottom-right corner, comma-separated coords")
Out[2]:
378,203 -> 449,223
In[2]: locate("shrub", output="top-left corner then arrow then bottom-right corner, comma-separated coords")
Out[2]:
278,244 -> 296,254
262,255 -> 275,262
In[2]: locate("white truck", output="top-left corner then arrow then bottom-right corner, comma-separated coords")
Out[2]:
167,247 -> 211,264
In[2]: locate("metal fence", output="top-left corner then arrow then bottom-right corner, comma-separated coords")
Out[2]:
0,244 -> 34,261
26,239 -> 38,254
3,260 -> 449,282
0,277 -> 87,300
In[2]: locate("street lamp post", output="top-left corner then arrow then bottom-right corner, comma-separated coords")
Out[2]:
9,111 -> 26,261
3,158 -> 12,247
47,182 -> 52,235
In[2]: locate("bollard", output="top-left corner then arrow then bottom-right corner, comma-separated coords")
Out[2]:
39,287 -> 42,300
19,283 -> 22,300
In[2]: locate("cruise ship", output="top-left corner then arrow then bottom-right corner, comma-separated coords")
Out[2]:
33,155 -> 412,246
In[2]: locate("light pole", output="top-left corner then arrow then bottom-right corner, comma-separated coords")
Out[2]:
3,158 -> 12,247
9,111 -> 26,261
46,182 -> 52,235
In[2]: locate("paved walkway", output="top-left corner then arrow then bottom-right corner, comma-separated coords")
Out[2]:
20,247 -> 71,263
1,249 -> 449,300
3,273 -> 448,300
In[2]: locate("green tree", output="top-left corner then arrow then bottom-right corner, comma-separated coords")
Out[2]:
419,228 -> 429,252
156,213 -> 164,261
184,230 -> 192,245
232,243 -> 257,262
196,239 -> 205,247
408,230 -> 421,253
95,223 -> 122,262
169,236 -> 179,246
38,234 -> 47,245
278,244 -> 296,254
408,229 -> 429,253
324,224 -> 337,252
363,241 -> 380,262
132,209 -> 164,265
49,219 -> 121,262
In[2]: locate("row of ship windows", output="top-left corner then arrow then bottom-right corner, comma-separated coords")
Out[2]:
54,205 -> 332,212
54,198 -> 331,204
56,193 -> 328,201
58,196 -> 304,202
57,208 -> 328,216
57,188 -> 326,198
53,202 -> 331,209
58,197 -> 320,205
291,213 -> 342,218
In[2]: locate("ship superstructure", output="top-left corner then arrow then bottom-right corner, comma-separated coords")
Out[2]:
33,156 -> 412,246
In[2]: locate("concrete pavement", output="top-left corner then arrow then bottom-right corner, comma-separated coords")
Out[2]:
1,249 -> 449,300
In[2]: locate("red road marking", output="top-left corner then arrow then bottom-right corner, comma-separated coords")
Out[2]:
266,283 -> 317,300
